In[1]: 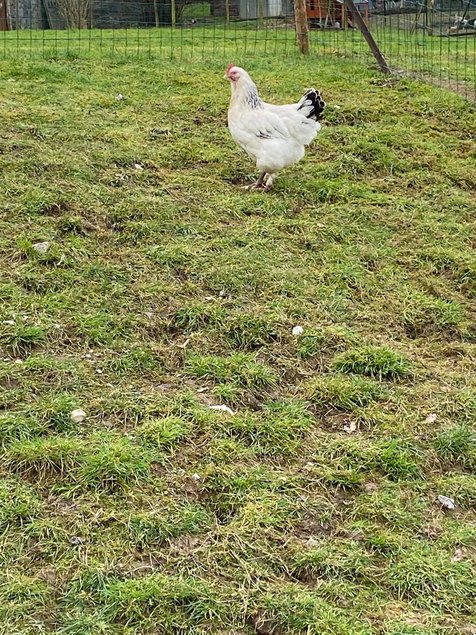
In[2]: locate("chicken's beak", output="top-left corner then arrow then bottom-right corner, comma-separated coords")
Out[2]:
223,73 -> 229,80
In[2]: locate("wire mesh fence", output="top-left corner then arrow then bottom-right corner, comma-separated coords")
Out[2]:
1,0 -> 475,99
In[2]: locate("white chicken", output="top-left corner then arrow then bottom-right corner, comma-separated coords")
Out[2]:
225,64 -> 325,191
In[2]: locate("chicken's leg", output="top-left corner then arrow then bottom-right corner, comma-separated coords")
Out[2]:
263,173 -> 276,191
243,171 -> 267,190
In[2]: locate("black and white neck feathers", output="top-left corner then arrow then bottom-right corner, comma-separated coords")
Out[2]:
230,74 -> 263,109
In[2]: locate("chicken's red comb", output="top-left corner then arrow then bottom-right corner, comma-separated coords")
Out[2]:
226,63 -> 235,73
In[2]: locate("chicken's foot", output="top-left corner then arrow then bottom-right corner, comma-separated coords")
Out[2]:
242,172 -> 267,190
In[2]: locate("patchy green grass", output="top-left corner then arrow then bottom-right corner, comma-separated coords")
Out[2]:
331,345 -> 412,380
0,49 -> 476,635
307,375 -> 389,410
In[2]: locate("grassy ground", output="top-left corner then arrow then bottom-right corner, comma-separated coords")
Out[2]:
1,53 -> 476,634
1,23 -> 475,100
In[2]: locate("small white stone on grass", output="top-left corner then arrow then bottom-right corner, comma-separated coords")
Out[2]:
115,94 -> 124,100
425,413 -> 437,424
70,409 -> 86,424
438,495 -> 455,510
292,325 -> 304,337
344,421 -> 357,433
32,241 -> 50,254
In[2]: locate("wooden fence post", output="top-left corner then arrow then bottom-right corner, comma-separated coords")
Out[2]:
153,0 -> 159,26
258,0 -> 265,28
428,0 -> 435,35
344,0 -> 390,72
294,0 -> 310,54
0,0 -> 8,31
171,0 -> 176,27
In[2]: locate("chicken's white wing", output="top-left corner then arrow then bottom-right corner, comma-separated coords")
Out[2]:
263,102 -> 319,146
230,108 -> 290,144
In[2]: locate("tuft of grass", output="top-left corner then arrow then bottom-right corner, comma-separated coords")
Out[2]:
6,436 -> 85,477
211,381 -> 244,404
371,440 -> 422,481
171,302 -> 226,333
2,325 -> 48,356
0,478 -> 44,529
354,483 -> 430,530
106,347 -> 162,375
77,434 -> 153,490
224,313 -> 279,349
255,584 -> 373,635
307,375 -> 388,411
136,415 -> 191,449
73,312 -> 133,346
219,400 -> 313,456
332,346 -> 412,380
297,325 -> 358,359
0,413 -> 46,443
185,352 -> 277,390
0,573 -> 52,629
434,424 -> 475,466
30,393 -> 82,432
128,504 -> 212,548
386,546 -> 476,613
292,539 -> 375,582
400,292 -> 466,338
102,574 -> 223,628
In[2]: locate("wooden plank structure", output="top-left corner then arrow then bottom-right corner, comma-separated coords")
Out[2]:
306,0 -> 369,27
307,0 -> 345,26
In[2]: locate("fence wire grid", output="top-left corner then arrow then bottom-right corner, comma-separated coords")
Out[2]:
1,0 -> 475,100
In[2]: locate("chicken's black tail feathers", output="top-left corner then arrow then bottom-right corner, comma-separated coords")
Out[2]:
297,88 -> 326,121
